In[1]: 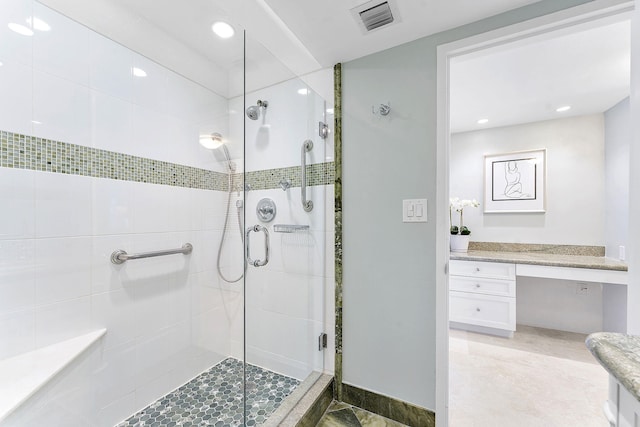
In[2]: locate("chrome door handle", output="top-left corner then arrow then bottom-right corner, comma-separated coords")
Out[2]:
246,225 -> 270,267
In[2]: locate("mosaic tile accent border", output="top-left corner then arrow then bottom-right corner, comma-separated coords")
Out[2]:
0,130 -> 229,190
116,358 -> 300,427
0,130 -> 334,192
342,384 -> 436,427
244,162 -> 335,191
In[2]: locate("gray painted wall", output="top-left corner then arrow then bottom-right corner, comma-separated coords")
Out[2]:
342,0 -> 597,411
604,98 -> 630,259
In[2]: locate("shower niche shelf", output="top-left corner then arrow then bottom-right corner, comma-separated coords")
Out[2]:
0,328 -> 107,422
273,224 -> 310,233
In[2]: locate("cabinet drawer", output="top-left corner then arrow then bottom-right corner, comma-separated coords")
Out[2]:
449,291 -> 516,331
450,276 -> 515,297
450,260 -> 515,280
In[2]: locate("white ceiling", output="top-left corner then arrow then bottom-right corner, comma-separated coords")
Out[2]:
263,0 -> 540,66
37,0 -> 631,124
38,0 -> 544,97
450,19 -> 631,133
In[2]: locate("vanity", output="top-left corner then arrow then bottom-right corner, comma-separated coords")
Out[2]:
449,243 -> 628,337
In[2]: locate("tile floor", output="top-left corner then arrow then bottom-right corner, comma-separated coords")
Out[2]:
449,325 -> 609,427
116,358 -> 299,426
316,402 -> 409,427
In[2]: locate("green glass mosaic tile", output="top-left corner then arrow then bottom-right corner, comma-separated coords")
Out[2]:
0,130 -> 335,193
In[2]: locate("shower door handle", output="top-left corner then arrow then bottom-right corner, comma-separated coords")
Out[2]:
246,225 -> 270,267
301,140 -> 314,212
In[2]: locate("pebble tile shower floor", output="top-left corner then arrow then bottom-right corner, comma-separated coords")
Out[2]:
116,358 -> 300,426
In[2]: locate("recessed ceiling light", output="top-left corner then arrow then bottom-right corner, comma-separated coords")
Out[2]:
27,17 -> 50,32
477,118 -> 489,124
8,23 -> 34,36
326,108 -> 334,114
0,61 -> 3,67
132,67 -> 147,77
297,88 -> 309,95
212,21 -> 234,39
31,120 -> 42,125
556,105 -> 571,112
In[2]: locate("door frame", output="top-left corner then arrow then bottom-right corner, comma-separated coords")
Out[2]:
434,1 -> 635,424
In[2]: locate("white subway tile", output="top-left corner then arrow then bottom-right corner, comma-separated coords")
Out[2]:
94,342 -> 136,405
90,91 -> 133,154
0,60 -> 33,135
91,290 -> 137,350
35,172 -> 92,238
91,177 -> 134,236
88,32 -> 133,102
191,307 -> 230,357
32,70 -> 91,147
35,237 -> 91,305
97,392 -> 137,427
0,168 -> 35,240
131,55 -> 168,114
35,296 -> 92,348
134,329 -> 173,388
131,182 -> 172,234
0,308 -> 35,359
0,0 -> 33,67
33,3 -> 90,86
130,106 -> 169,161
0,239 -> 35,315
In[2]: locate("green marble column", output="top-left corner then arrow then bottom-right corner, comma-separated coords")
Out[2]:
333,62 -> 344,402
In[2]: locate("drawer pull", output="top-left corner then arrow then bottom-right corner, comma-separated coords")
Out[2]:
476,267 -> 481,272
475,284 -> 481,288
476,308 -> 481,312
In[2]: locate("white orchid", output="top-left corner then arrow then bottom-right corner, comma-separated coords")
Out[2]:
450,197 -> 480,234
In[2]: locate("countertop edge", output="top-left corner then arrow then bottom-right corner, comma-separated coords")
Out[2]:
586,333 -> 640,403
450,252 -> 628,272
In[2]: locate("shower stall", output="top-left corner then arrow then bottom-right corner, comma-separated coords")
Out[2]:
0,1 -> 335,425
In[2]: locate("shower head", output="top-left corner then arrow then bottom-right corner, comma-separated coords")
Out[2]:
246,99 -> 268,120
246,105 -> 260,121
199,132 -> 235,172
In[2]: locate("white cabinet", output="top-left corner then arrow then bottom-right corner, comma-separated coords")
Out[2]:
608,376 -> 640,427
449,260 -> 516,337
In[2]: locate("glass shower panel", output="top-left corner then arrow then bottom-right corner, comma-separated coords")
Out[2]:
0,1 -> 248,425
241,34 -> 329,423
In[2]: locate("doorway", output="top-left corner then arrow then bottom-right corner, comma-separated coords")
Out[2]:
435,2 -> 635,425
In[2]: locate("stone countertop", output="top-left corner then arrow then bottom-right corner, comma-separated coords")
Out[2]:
586,333 -> 640,402
450,250 -> 628,271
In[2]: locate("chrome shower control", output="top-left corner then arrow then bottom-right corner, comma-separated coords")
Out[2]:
256,198 -> 276,222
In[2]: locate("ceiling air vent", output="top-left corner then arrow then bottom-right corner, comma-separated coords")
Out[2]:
359,2 -> 394,31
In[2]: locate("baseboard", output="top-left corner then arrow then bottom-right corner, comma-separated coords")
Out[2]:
341,383 -> 436,426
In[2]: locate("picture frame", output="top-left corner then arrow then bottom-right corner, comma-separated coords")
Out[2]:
484,149 -> 546,213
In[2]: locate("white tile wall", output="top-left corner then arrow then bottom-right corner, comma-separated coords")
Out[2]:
32,2 -> 90,86
0,168 -> 36,240
0,1 -> 335,424
32,70 -> 92,147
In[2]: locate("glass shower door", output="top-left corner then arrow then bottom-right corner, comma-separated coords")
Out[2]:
240,34 -> 330,425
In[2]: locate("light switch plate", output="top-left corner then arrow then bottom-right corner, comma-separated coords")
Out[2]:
403,199 -> 427,223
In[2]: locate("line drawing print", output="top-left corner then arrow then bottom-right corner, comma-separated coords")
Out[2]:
503,160 -> 531,198
484,149 -> 545,213
491,157 -> 536,201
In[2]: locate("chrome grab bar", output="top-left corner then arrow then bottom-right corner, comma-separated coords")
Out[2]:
110,243 -> 193,265
301,139 -> 314,212
246,225 -> 270,267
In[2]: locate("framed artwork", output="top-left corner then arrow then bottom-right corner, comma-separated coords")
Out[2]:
483,149 -> 546,213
